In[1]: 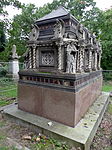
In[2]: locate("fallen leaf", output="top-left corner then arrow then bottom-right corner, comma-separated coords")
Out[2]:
22,135 -> 31,140
36,137 -> 41,142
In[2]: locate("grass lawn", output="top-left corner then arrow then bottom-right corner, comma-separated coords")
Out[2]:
102,84 -> 112,92
0,78 -> 17,107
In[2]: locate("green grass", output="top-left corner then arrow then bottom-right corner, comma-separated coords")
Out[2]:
0,78 -> 17,106
31,137 -> 70,150
0,100 -> 12,107
0,89 -> 17,99
0,85 -> 16,91
102,83 -> 112,92
0,121 -> 6,128
0,135 -> 6,141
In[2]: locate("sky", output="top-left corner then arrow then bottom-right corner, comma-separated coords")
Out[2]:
1,0 -> 112,20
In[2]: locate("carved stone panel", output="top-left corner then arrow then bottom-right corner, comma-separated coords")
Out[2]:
39,46 -> 58,69
41,52 -> 54,66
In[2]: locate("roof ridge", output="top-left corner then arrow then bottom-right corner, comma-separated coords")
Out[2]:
36,6 -> 69,22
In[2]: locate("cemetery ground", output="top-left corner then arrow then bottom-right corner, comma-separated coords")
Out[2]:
0,78 -> 112,150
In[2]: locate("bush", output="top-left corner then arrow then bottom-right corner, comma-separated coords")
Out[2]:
0,67 -> 8,77
102,71 -> 112,81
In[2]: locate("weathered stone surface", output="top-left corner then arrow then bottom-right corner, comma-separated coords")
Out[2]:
3,92 -> 110,150
18,74 -> 102,127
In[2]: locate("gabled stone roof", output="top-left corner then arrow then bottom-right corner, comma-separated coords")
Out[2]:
37,6 -> 69,22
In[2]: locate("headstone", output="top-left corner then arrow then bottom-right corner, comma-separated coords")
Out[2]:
9,45 -> 19,79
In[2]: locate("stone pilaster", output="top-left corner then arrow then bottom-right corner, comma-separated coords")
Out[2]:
58,45 -> 62,71
77,47 -> 84,73
97,52 -> 101,70
36,48 -> 39,68
94,51 -> 97,71
73,53 -> 77,73
32,45 -> 36,69
88,50 -> 92,72
29,48 -> 32,69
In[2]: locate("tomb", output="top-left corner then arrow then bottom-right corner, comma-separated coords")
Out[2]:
18,6 -> 102,127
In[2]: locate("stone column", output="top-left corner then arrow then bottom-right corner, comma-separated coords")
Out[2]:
94,51 -> 97,70
66,50 -> 70,73
77,47 -> 84,73
88,49 -> 92,72
73,53 -> 77,73
36,48 -> 39,68
58,45 -> 62,71
97,52 -> 101,70
32,45 -> 36,69
29,48 -> 32,69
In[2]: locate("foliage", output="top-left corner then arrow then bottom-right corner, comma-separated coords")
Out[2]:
4,0 -> 102,61
0,0 -> 22,61
0,22 -> 6,52
102,71 -> 112,81
6,4 -> 38,57
0,0 -> 22,15
0,0 -> 112,70
0,67 -> 7,77
99,8 -> 112,70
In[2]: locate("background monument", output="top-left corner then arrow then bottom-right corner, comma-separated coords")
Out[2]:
9,45 -> 19,79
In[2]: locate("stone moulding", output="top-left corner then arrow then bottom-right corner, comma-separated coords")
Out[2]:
19,70 -> 102,93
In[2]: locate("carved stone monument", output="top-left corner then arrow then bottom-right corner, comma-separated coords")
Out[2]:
18,6 -> 102,127
9,45 -> 19,79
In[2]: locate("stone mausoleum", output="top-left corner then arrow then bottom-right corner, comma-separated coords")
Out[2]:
18,6 -> 102,127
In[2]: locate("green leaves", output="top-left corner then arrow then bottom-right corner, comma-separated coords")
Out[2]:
99,8 -> 112,70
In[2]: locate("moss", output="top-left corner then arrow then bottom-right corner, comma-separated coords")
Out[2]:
107,104 -> 112,115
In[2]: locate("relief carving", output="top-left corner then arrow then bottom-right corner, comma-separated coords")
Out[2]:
29,24 -> 39,41
54,19 -> 65,39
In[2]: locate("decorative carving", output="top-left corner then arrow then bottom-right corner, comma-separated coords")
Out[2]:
42,52 -> 54,66
54,19 -> 65,39
36,49 -> 39,68
29,24 -> 39,41
66,43 -> 78,73
58,45 -> 62,70
88,50 -> 92,71
32,45 -> 36,69
29,48 -> 32,69
25,7 -> 102,74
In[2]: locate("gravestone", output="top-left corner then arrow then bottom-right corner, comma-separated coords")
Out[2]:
18,6 -> 102,127
9,45 -> 19,79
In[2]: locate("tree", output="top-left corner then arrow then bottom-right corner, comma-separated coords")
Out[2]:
0,22 -> 6,52
0,0 -> 22,61
0,0 -> 21,14
7,4 -> 39,57
99,8 -> 112,70
6,0 -> 101,59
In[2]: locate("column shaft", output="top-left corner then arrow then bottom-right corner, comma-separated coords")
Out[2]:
29,48 -> 32,69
